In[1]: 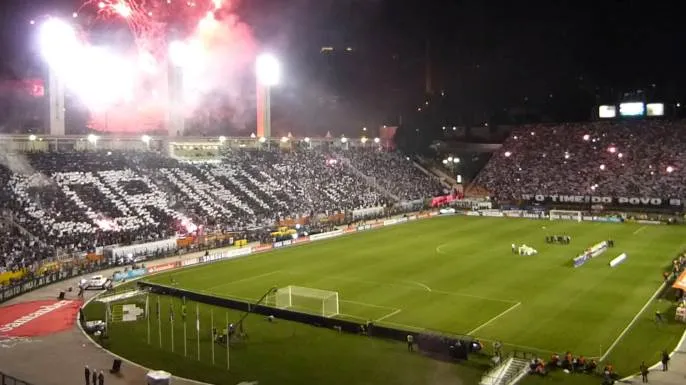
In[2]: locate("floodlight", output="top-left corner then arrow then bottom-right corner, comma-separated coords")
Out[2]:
256,54 -> 281,86
281,136 -> 289,143
168,40 -> 188,67
504,151 -> 512,157
442,159 -> 448,165
258,136 -> 267,143
453,158 -> 460,163
28,135 -> 37,141
341,137 -> 348,143
447,157 -> 453,162
87,134 -> 98,144
39,18 -> 79,68
667,166 -> 675,173
250,133 -> 256,138
304,137 -> 310,143
219,135 -> 226,143
374,137 -> 380,143
361,137 -> 368,144
141,135 -> 151,144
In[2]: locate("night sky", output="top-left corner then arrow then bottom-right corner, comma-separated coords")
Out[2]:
1,0 -> 684,134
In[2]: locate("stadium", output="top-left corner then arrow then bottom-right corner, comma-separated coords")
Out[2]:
2,2 -> 686,385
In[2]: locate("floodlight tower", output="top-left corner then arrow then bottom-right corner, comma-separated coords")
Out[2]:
39,18 -> 72,136
256,54 -> 281,139
167,40 -> 186,137
47,64 -> 66,136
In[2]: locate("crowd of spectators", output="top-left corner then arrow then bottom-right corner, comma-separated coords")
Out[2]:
0,147 -> 442,272
343,149 -> 445,200
474,120 -> 686,200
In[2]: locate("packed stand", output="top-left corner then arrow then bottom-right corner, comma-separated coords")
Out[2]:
0,147 -> 429,266
474,120 -> 686,199
343,149 -> 445,200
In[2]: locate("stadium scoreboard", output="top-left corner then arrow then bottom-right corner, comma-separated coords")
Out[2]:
597,102 -> 668,119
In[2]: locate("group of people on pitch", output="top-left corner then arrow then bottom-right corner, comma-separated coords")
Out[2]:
545,235 -> 571,244
529,352 -> 599,376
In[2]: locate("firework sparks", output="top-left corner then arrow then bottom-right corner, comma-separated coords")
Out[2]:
42,0 -> 260,133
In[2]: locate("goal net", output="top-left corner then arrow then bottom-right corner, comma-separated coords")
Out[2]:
268,286 -> 340,318
549,210 -> 582,222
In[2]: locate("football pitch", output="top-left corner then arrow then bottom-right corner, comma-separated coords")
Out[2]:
95,216 -> 686,384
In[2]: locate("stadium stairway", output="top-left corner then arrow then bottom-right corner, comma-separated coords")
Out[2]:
479,356 -> 529,385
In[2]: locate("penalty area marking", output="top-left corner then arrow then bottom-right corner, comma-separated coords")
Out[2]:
340,299 -> 397,311
633,226 -> 646,235
435,243 -> 451,254
375,309 -> 402,323
205,270 -> 282,292
285,270 -> 518,305
404,280 -> 432,292
467,302 -> 522,336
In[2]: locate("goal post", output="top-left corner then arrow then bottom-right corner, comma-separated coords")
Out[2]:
268,285 -> 340,318
549,209 -> 582,222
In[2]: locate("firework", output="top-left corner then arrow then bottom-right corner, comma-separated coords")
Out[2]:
40,0 -> 259,133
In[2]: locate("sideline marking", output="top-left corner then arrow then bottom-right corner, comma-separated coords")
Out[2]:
633,226 -> 646,235
375,309 -> 402,323
467,302 -> 522,336
599,282 -> 666,361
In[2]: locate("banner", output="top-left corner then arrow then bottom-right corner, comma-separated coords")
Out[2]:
574,241 -> 608,268
431,195 -> 456,207
112,268 -> 147,282
673,271 -> 686,290
309,230 -> 343,241
147,262 -> 179,274
609,253 -> 628,268
521,194 -> 682,209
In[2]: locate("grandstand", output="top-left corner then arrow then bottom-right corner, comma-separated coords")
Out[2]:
0,135 -> 445,276
474,120 -> 686,209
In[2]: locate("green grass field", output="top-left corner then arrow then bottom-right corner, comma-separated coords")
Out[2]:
85,216 -> 686,384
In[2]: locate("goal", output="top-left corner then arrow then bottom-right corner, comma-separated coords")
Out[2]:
268,286 -> 340,318
549,210 -> 582,222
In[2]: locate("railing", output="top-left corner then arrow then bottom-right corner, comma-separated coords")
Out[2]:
0,268 -> 85,303
0,371 -> 33,385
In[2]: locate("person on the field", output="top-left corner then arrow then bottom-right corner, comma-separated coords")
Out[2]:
661,351 -> 670,371
640,361 -> 649,383
92,369 -> 97,385
406,334 -> 414,352
655,310 -> 665,325
98,371 -> 104,385
85,365 -> 90,385
511,244 -> 516,253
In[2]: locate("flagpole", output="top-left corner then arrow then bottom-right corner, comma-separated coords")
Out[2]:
226,311 -> 230,371
105,303 -> 110,336
170,298 -> 175,353
196,303 -> 200,361
146,294 -> 150,345
211,309 -> 215,365
157,296 -> 162,348
182,297 -> 187,357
